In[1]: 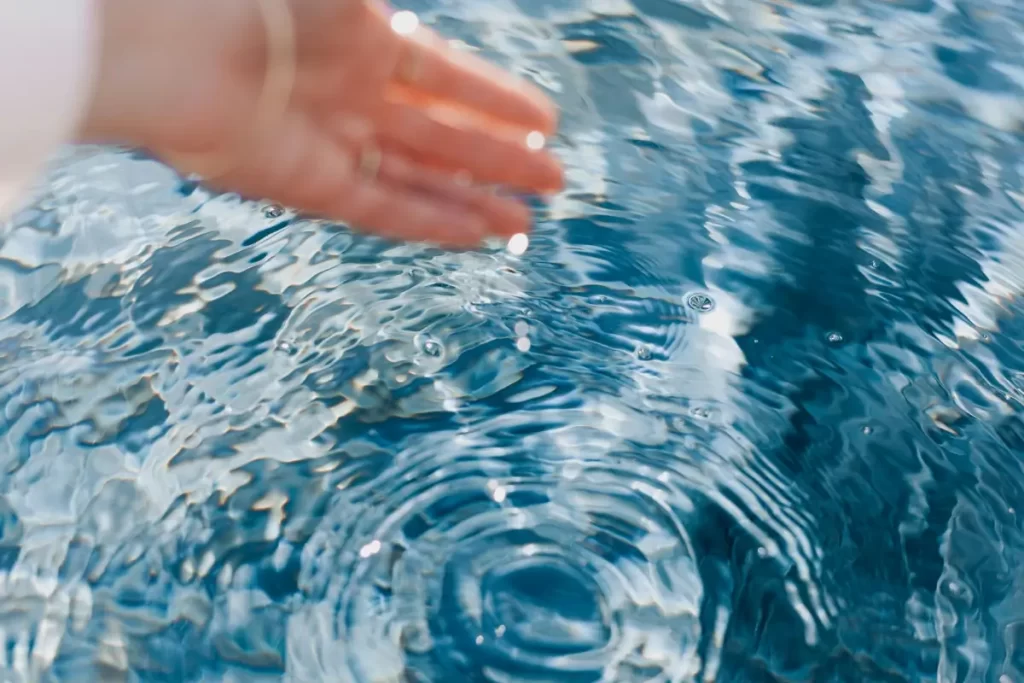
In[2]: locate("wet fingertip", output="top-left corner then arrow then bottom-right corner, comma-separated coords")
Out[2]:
451,215 -> 488,246
487,209 -> 530,238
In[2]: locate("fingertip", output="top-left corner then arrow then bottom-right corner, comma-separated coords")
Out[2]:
436,215 -> 488,248
534,153 -> 565,195
484,198 -> 532,238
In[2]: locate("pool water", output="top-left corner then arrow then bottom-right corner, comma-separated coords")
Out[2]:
2,0 -> 1024,680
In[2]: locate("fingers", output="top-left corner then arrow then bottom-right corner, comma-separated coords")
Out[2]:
368,0 -> 556,134
209,112 -> 531,248
390,27 -> 558,135
328,180 -> 490,247
374,101 -> 564,195
375,153 -> 532,238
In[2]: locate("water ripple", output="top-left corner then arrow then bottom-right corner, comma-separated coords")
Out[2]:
2,0 -> 1024,680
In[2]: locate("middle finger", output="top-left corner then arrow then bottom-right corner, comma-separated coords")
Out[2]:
374,101 -> 564,195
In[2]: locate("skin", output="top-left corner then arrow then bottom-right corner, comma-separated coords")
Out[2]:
79,0 -> 565,248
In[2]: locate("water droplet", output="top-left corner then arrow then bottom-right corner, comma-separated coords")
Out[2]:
946,580 -> 969,600
475,635 -> 484,645
826,331 -> 843,344
514,321 -> 530,337
862,425 -> 873,435
870,259 -> 879,269
516,337 -> 532,353
757,547 -> 769,558
276,340 -> 297,355
263,204 -> 284,219
998,675 -> 1013,683
686,292 -> 716,312
415,334 -> 443,357
507,233 -> 529,256
635,345 -> 653,360
526,131 -> 546,151
359,540 -> 382,559
390,10 -> 419,35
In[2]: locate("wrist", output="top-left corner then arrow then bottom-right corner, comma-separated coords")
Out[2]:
78,0 -> 259,155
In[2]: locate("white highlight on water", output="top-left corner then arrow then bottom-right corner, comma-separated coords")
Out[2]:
507,233 -> 529,255
359,540 -> 383,559
390,11 -> 419,35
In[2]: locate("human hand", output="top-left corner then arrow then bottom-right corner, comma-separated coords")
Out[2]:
81,0 -> 564,247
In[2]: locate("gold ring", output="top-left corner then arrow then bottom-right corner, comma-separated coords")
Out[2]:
358,145 -> 382,182
166,0 -> 297,180
395,44 -> 424,86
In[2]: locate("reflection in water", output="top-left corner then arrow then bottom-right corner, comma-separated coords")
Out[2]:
1,0 -> 1024,680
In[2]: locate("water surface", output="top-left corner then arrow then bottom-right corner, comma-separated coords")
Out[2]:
1,0 -> 1024,680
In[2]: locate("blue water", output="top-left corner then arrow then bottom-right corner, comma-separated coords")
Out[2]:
2,0 -> 1024,681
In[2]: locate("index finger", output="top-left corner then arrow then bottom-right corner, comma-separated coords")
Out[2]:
385,10 -> 558,134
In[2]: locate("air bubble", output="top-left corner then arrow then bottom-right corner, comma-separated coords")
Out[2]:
826,331 -> 843,344
946,580 -> 971,602
263,204 -> 284,219
514,321 -> 530,337
690,406 -> 712,420
686,292 -> 715,312
516,337 -> 532,353
526,131 -> 546,151
635,346 -> 652,360
415,334 -> 443,358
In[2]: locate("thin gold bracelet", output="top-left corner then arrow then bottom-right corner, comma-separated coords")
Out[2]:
167,0 -> 297,181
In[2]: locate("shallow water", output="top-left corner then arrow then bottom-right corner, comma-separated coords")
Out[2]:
3,0 -> 1024,681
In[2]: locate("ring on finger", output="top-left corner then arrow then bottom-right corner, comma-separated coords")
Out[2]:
357,144 -> 382,182
394,42 -> 425,86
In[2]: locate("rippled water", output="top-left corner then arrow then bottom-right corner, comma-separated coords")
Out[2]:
4,0 -> 1024,680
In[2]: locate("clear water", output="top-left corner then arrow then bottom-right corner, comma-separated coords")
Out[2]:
2,0 -> 1024,680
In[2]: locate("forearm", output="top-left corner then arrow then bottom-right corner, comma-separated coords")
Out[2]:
0,0 -> 101,219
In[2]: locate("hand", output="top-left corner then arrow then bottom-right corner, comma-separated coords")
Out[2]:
81,0 -> 564,247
